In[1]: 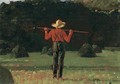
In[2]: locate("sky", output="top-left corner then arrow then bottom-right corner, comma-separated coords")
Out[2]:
0,0 -> 66,4
0,0 -> 92,4
0,0 -> 24,4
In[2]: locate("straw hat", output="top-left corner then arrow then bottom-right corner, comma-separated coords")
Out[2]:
52,19 -> 66,28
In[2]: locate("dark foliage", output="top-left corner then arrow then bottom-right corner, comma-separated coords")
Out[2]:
0,0 -> 119,51
0,40 -> 10,55
0,49 -> 7,55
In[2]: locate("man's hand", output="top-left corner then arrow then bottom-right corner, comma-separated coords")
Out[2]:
69,29 -> 73,34
44,27 -> 48,31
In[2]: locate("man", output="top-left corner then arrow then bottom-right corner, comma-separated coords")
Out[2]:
44,19 -> 73,79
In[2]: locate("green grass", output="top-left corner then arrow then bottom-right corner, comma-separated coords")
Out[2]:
0,50 -> 120,70
0,50 -> 120,84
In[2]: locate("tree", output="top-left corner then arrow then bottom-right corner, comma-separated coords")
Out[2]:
25,0 -> 61,3
72,0 -> 119,10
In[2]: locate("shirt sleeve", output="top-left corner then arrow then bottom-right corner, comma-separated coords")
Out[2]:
44,30 -> 52,40
62,30 -> 73,43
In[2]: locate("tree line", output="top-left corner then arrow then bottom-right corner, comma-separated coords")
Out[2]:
0,0 -> 119,51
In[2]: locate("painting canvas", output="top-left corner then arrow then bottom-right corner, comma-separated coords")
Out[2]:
0,0 -> 120,84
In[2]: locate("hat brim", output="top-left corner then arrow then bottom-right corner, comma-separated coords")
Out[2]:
52,22 -> 65,28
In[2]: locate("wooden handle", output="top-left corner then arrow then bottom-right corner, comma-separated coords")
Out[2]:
36,27 -> 89,34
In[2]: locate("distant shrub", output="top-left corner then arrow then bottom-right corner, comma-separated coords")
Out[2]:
41,46 -> 48,54
79,43 -> 96,57
47,47 -> 53,56
92,44 -> 102,53
11,45 -> 29,58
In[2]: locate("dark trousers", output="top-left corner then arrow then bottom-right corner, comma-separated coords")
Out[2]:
52,42 -> 65,78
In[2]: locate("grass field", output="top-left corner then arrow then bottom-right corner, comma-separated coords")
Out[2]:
0,50 -> 120,84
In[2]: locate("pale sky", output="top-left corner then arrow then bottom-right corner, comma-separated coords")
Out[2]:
0,0 -> 93,4
0,0 -> 24,4
0,0 -> 65,4
0,0 -> 66,4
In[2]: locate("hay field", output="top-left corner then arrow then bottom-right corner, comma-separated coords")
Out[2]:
0,50 -> 120,84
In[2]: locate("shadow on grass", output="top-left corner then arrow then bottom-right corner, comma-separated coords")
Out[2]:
1,65 -> 120,71
63,78 -> 87,81
62,78 -> 120,83
80,55 -> 101,58
0,66 -> 14,84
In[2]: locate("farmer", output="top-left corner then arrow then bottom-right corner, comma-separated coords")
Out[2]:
44,19 -> 73,79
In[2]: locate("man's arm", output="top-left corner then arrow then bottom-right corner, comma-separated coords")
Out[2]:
44,28 -> 52,40
62,29 -> 73,43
